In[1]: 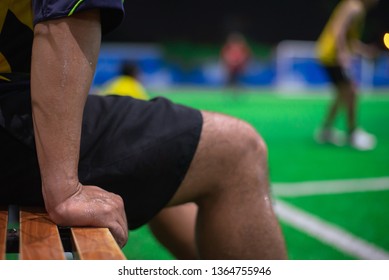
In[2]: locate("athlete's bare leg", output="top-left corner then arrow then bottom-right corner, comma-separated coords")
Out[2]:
164,111 -> 287,259
339,82 -> 357,133
323,91 -> 343,129
149,203 -> 198,259
323,82 -> 357,132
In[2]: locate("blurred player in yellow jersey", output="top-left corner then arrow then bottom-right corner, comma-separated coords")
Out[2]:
99,61 -> 149,100
315,0 -> 379,151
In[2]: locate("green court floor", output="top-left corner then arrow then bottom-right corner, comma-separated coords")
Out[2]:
122,89 -> 389,260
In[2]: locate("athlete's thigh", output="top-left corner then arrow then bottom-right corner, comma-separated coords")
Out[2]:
166,110 -> 261,207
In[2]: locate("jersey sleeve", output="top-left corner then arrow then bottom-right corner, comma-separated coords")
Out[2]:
32,0 -> 125,34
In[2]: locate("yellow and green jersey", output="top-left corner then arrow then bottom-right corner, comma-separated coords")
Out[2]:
0,0 -> 124,86
0,0 -> 33,82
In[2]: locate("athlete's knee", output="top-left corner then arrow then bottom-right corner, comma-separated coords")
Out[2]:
233,121 -> 267,165
220,120 -> 272,201
206,112 -> 268,178
198,113 -> 270,203
173,112 -> 269,203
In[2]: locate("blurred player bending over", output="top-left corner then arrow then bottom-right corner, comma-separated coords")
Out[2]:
315,0 -> 379,151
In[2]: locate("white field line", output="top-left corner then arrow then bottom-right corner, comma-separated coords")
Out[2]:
274,200 -> 389,260
272,177 -> 389,197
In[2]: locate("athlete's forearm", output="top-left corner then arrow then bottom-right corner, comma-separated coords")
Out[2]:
352,40 -> 378,59
30,10 -> 101,211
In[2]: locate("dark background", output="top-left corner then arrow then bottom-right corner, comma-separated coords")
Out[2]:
104,0 -> 389,47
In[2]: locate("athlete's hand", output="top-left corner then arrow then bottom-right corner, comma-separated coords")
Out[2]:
46,184 -> 128,247
338,51 -> 351,69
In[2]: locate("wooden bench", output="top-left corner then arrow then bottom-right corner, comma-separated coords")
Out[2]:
0,206 -> 126,260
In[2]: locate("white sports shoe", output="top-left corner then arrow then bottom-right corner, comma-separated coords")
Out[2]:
315,128 -> 346,146
349,129 -> 377,151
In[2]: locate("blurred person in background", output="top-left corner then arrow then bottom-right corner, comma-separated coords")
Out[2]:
315,0 -> 379,151
221,32 -> 251,90
99,61 -> 149,100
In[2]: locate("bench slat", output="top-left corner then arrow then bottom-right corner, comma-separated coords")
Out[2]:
0,210 -> 7,260
71,227 -> 126,260
20,209 -> 66,260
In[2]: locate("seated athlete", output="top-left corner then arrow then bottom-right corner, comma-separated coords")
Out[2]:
98,61 -> 150,100
0,1 -> 286,259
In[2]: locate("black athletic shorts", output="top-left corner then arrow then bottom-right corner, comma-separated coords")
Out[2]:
323,65 -> 352,86
0,83 -> 202,229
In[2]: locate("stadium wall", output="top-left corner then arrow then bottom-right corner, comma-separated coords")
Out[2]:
93,43 -> 389,91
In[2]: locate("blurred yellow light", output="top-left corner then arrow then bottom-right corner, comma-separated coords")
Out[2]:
384,33 -> 389,50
